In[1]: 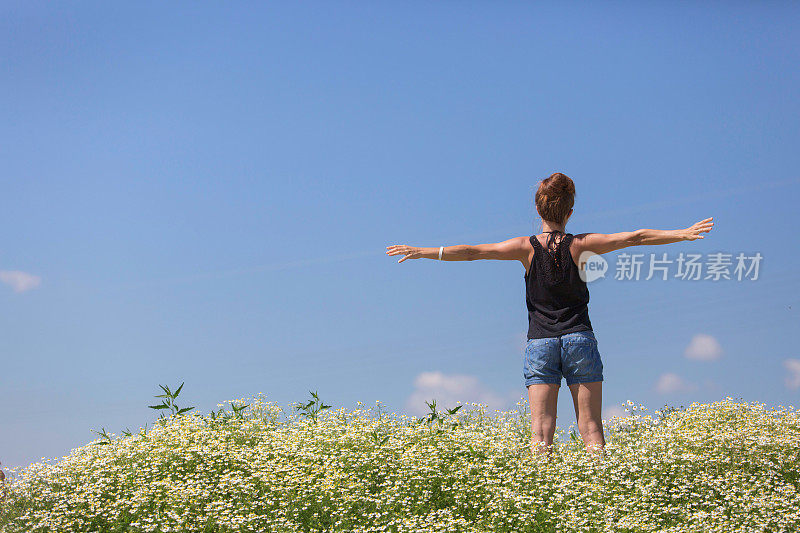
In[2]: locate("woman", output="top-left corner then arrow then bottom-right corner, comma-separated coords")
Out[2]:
386,172 -> 714,457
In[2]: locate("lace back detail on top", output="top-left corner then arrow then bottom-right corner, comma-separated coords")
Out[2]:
532,231 -> 573,284
545,231 -> 565,268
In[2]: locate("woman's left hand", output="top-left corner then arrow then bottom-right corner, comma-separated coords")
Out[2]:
386,244 -> 423,263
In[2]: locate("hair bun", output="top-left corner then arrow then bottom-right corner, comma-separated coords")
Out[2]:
546,173 -> 575,195
535,172 -> 576,224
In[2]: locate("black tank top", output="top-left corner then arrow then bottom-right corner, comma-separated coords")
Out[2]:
524,231 -> 593,339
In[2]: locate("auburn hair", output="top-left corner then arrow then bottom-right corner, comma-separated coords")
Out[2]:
535,172 -> 575,224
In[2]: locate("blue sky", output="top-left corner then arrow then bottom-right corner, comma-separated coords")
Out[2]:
1,2 -> 799,469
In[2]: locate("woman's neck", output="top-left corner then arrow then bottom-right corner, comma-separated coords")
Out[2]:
541,220 -> 566,233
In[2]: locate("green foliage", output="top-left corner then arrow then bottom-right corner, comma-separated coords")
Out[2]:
3,395 -> 798,533
208,400 -> 250,425
149,381 -> 195,420
293,390 -> 331,423
89,427 -> 113,446
418,399 -> 463,434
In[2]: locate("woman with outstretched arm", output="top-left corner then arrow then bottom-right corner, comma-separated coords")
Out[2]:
386,172 -> 714,457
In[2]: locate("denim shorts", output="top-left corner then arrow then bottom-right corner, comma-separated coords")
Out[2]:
523,330 -> 603,387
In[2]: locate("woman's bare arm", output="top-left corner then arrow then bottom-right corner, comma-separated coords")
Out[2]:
386,236 -> 529,263
572,217 -> 714,255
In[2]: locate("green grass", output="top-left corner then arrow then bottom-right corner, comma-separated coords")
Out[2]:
1,389 -> 798,532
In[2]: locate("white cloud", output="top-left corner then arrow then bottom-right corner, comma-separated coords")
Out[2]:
684,334 -> 723,361
655,372 -> 697,394
404,371 -> 508,417
784,359 -> 800,390
0,271 -> 41,293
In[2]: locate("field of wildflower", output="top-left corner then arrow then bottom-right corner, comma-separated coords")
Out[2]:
1,389 -> 798,533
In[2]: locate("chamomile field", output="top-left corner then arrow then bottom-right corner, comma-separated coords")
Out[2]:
1,394 -> 798,533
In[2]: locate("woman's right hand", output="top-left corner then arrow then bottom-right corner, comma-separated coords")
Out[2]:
386,244 -> 423,263
681,217 -> 714,240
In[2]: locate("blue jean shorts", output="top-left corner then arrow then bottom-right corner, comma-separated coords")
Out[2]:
524,330 -> 603,387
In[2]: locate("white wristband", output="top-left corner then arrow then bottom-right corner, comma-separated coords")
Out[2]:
438,246 -> 444,260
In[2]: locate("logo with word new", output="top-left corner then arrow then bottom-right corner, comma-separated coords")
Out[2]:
578,251 -> 608,283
